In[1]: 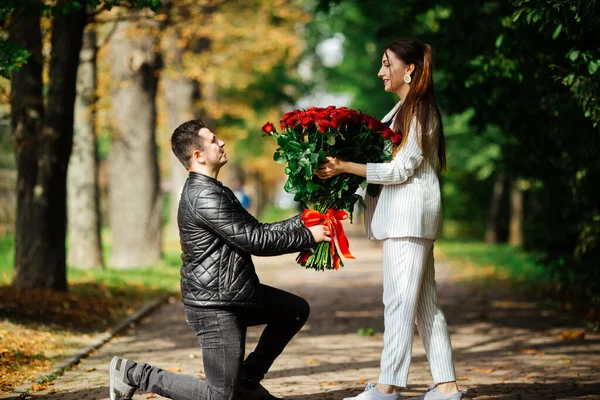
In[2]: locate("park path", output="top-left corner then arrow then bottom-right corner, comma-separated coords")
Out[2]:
20,230 -> 600,399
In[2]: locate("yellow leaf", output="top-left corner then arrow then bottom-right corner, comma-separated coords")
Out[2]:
31,384 -> 47,392
322,382 -> 338,386
473,368 -> 495,373
306,358 -> 318,365
518,349 -> 537,354
560,330 -> 585,341
147,393 -> 157,398
167,367 -> 182,372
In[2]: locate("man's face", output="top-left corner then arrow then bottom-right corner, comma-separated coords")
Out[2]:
197,127 -> 227,168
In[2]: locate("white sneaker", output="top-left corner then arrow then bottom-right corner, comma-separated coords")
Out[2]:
405,385 -> 466,400
343,383 -> 402,400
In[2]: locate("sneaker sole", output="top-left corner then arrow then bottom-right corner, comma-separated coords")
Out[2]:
109,356 -> 118,400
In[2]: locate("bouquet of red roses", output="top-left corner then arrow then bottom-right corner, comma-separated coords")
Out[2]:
262,106 -> 400,271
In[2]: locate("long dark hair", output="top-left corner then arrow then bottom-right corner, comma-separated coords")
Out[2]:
386,39 -> 446,170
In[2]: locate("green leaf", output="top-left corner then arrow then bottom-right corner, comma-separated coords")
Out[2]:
276,134 -> 289,147
326,133 -> 336,146
307,181 -> 320,191
588,60 -> 600,75
273,151 -> 287,164
0,40 -> 32,79
512,7 -> 526,22
568,49 -> 580,62
552,24 -> 563,40
495,34 -> 504,48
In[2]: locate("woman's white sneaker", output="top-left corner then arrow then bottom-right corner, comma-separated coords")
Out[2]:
406,385 -> 466,400
343,383 -> 402,400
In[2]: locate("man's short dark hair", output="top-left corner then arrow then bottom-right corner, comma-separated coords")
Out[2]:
171,119 -> 207,169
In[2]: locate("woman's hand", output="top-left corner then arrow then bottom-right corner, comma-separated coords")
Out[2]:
316,157 -> 345,179
308,224 -> 331,243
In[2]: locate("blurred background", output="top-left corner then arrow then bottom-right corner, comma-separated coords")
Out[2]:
0,0 -> 598,310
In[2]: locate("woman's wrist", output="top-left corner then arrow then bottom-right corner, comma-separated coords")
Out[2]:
338,160 -> 349,174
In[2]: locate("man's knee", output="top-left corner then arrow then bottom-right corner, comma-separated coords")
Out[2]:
294,297 -> 310,325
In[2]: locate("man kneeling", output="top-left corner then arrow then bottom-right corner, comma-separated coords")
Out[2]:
109,119 -> 330,400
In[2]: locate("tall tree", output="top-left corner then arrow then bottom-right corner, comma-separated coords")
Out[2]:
4,0 -> 160,289
67,22 -> 104,269
9,1 -> 87,290
108,14 -> 162,267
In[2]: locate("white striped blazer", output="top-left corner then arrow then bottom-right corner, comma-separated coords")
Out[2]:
363,101 -> 443,241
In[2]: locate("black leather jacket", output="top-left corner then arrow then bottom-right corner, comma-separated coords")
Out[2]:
177,172 -> 315,308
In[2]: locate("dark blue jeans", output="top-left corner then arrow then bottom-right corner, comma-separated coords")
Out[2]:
130,284 -> 310,400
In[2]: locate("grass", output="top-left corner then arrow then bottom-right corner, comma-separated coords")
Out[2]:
257,205 -> 299,223
435,239 -> 552,288
436,239 -> 600,330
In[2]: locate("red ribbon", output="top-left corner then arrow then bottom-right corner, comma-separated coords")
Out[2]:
298,208 -> 355,270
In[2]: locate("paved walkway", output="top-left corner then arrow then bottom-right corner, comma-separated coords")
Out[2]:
22,233 -> 600,399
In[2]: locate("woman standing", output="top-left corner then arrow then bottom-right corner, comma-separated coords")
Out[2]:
317,39 -> 464,400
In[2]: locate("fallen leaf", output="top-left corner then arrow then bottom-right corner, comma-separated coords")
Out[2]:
47,388 -> 56,394
322,382 -> 338,386
560,359 -> 573,364
306,358 -> 319,365
31,384 -> 47,392
147,393 -> 157,398
473,368 -> 495,373
359,378 -> 368,384
518,349 -> 537,354
167,367 -> 182,372
85,367 -> 97,372
457,376 -> 469,381
560,330 -> 585,341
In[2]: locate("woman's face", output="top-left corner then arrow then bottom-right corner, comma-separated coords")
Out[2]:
378,49 -> 410,94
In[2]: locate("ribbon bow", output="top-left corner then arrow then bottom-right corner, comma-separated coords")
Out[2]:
298,208 -> 355,270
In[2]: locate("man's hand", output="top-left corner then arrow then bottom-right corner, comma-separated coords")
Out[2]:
308,224 -> 331,243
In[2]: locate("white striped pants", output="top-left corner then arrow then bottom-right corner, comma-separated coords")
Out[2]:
379,237 -> 456,388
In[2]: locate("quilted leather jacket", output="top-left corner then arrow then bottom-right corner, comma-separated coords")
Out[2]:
178,172 -> 315,308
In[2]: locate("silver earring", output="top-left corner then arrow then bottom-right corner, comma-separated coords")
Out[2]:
404,74 -> 412,84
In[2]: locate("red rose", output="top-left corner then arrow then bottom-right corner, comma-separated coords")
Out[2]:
262,122 -> 275,134
300,116 -> 314,129
367,118 -> 377,130
382,127 -> 394,139
317,119 -> 330,133
391,133 -> 402,146
330,119 -> 340,129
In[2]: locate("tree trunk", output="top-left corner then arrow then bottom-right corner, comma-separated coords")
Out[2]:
108,17 -> 162,268
508,178 -> 524,246
485,171 -> 506,244
10,2 -> 87,290
67,22 -> 104,269
162,31 -> 200,239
